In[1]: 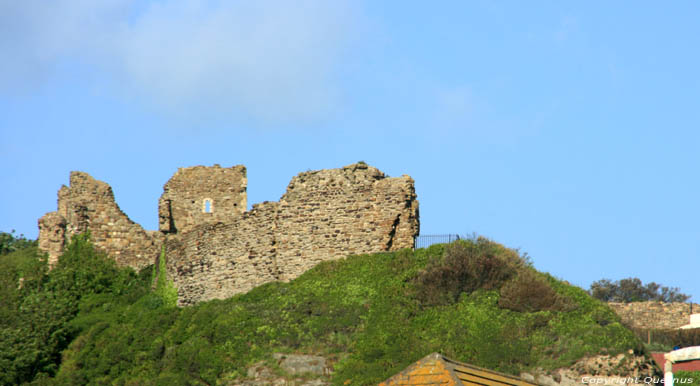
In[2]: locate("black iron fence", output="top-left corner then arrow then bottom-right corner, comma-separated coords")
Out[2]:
414,234 -> 462,249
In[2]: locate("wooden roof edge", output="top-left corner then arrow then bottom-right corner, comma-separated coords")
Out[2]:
378,352 -> 445,386
379,352 -> 541,386
439,354 -> 539,386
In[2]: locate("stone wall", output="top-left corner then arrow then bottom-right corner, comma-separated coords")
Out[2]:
38,212 -> 67,267
38,172 -> 160,270
167,163 -> 419,306
608,302 -> 700,330
274,163 -> 419,281
38,163 -> 419,306
165,202 -> 280,305
159,165 -> 246,234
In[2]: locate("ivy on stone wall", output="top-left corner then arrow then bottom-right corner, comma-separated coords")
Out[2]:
153,246 -> 178,308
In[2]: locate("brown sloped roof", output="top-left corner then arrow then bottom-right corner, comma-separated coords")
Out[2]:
379,353 -> 539,386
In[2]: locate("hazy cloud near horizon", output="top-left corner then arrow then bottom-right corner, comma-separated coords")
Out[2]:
0,0 -> 358,124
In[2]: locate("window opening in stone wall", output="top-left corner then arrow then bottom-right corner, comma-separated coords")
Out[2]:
203,199 -> 213,213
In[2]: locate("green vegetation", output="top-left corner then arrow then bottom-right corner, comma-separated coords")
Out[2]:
0,233 -> 152,385
676,371 -> 700,386
590,277 -> 691,303
631,327 -> 700,353
153,246 -> 178,307
1,235 -> 647,385
0,230 -> 37,255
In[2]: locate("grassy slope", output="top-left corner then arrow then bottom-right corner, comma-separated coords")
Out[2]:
58,242 -> 642,385
676,371 -> 700,386
1,237 -> 646,385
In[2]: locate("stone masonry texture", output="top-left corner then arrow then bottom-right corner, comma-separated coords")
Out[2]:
159,165 -> 247,234
38,163 -> 420,306
37,212 -> 67,267
608,301 -> 700,330
167,163 -> 420,305
38,172 -> 161,270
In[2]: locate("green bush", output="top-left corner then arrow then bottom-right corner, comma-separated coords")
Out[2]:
0,233 -> 151,384
412,238 -> 527,306
499,268 -> 576,313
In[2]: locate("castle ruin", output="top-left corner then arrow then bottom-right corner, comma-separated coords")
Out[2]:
38,171 -> 162,269
38,163 -> 420,305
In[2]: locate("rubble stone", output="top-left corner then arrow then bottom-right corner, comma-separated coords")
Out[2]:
38,172 -> 161,270
608,302 -> 700,330
38,163 -> 420,306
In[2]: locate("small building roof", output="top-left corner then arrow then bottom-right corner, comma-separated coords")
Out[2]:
379,353 -> 539,386
679,314 -> 700,330
665,346 -> 700,363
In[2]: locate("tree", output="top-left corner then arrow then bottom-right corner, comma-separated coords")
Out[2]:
590,277 -> 690,303
0,233 -> 148,384
0,230 -> 37,255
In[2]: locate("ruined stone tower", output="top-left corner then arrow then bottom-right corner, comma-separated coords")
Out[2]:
38,172 -> 161,269
38,163 -> 420,306
158,165 -> 247,235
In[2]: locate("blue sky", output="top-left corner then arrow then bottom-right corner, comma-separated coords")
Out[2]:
2,1 -> 699,301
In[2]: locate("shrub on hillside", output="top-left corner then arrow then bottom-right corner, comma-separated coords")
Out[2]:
47,233 -> 141,298
0,233 -> 152,384
498,269 -> 576,312
413,238 -> 528,306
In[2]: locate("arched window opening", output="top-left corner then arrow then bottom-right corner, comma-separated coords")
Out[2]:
203,199 -> 213,213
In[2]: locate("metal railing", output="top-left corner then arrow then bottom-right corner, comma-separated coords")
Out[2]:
414,234 -> 462,249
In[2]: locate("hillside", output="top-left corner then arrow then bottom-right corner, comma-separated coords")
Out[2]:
1,235 -> 659,385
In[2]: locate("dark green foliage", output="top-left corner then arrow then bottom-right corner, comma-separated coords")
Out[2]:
0,230 -> 37,255
412,238 -> 526,306
1,236 -> 645,385
47,234 -> 144,298
0,246 -> 52,385
590,277 -> 691,303
498,268 -> 576,313
0,234 -> 151,385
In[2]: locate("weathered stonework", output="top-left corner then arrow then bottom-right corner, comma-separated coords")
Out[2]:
38,163 -> 419,306
608,302 -> 700,330
159,165 -> 247,234
165,203 -> 280,304
38,172 -> 161,270
167,163 -> 419,306
522,351 -> 660,386
38,212 -> 66,267
274,164 -> 418,280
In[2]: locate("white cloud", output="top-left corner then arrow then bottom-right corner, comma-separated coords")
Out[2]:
0,0 -> 357,124
0,0 -> 129,89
